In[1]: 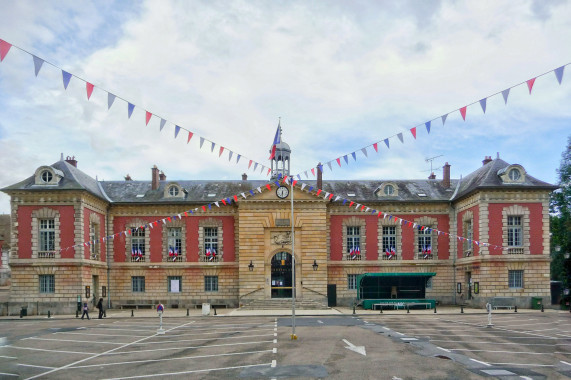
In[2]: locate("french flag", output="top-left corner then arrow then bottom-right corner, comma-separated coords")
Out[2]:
268,121 -> 281,160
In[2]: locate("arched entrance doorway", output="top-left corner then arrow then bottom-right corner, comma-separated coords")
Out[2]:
271,251 -> 292,298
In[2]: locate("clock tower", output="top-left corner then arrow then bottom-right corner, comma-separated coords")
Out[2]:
269,121 -> 291,180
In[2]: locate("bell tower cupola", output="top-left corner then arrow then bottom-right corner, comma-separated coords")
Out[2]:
269,119 -> 291,180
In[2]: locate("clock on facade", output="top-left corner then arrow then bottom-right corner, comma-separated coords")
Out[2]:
276,186 -> 289,199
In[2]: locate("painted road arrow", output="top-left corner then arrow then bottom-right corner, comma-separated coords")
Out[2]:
342,339 -> 366,356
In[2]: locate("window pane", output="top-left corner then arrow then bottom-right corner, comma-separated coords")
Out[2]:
168,276 -> 182,293
508,270 -> 523,288
39,275 -> 55,293
205,276 -> 218,292
507,216 -> 522,246
347,274 -> 357,290
168,228 -> 182,254
132,276 -> 145,292
346,226 -> 360,252
382,226 -> 396,252
39,219 -> 55,251
418,228 -> 432,252
204,227 -> 218,252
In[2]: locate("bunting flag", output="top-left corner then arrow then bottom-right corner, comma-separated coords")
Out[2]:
86,82 -> 94,100
145,111 -> 152,125
479,98 -> 487,114
410,127 -> 417,139
33,55 -> 44,76
187,132 -> 193,143
160,118 -> 166,131
373,143 -> 378,152
397,133 -> 403,143
327,161 -> 333,171
351,152 -> 356,161
236,155 -> 241,164
441,114 -> 448,125
228,151 -> 233,161
337,158 -> 342,167
108,93 -> 116,109
555,66 -> 565,84
425,121 -> 431,134
527,78 -> 536,94
344,155 -> 349,165
502,88 -> 510,104
459,106 -> 467,121
174,125 -> 181,138
219,146 -> 224,157
62,70 -> 72,89
384,139 -> 390,149
210,142 -> 215,152
361,148 -> 368,157
128,103 -> 135,119
0,39 -> 12,61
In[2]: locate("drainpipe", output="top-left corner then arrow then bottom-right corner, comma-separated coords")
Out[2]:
106,207 -> 111,310
450,202 -> 457,305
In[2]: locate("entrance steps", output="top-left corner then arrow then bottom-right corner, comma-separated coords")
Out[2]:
240,298 -> 329,310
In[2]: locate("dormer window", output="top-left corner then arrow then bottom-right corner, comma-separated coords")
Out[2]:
375,182 -> 398,197
168,186 -> 179,197
508,169 -> 521,181
41,170 -> 53,183
164,183 -> 183,198
384,185 -> 394,195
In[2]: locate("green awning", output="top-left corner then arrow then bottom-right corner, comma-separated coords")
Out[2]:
358,272 -> 436,279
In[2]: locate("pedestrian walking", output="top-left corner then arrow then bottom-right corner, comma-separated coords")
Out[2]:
81,302 -> 90,320
96,298 -> 104,319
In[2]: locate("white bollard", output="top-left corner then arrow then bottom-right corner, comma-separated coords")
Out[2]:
157,304 -> 165,335
486,302 -> 493,328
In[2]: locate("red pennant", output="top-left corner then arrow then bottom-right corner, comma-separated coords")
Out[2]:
336,158 -> 341,167
459,106 -> 467,121
377,212 -> 382,218
265,184 -> 271,191
248,160 -> 253,169
233,195 -> 238,202
221,199 -> 226,205
410,127 -> 417,139
167,217 -> 171,222
219,147 -> 224,157
316,189 -> 322,196
187,132 -> 193,143
86,82 -> 94,100
267,168 -> 271,176
282,176 -> 288,184
202,206 -> 206,212
184,211 -> 188,217
145,111 -> 152,125
0,39 -> 12,62
349,201 -> 354,207
292,180 -> 298,187
328,193 -> 333,200
527,78 -> 536,94
373,143 -> 378,152
311,168 -> 315,176
361,205 -> 365,211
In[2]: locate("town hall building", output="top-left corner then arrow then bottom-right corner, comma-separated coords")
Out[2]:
1,134 -> 556,314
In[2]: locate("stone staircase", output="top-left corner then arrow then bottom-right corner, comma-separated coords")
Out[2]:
240,298 -> 329,310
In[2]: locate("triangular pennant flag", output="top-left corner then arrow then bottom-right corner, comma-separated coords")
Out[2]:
108,93 -> 116,109
219,146 -> 224,157
228,151 -> 233,161
128,103 -> 135,119
459,106 -> 467,121
384,139 -> 390,149
248,160 -> 253,169
86,82 -> 94,100
501,88 -> 510,104
241,192 -> 247,199
343,155 -> 349,164
373,143 -> 378,152
554,66 -> 565,84
308,186 -> 314,192
316,189 -> 322,196
334,195 -> 340,201
62,70 -> 72,89
208,204 -> 212,210
527,78 -> 536,94
301,183 -> 307,190
410,127 -> 416,139
260,165 -> 264,174
327,162 -> 332,171
221,199 -> 226,205
267,168 -> 271,176
187,132 -> 193,143
292,180 -> 298,187
253,162 -> 258,171
351,152 -> 356,161
397,133 -> 403,143
211,142 -> 215,152
0,39 -> 12,61
337,158 -> 342,167
441,114 -> 448,125
32,55 -> 44,76
174,125 -> 181,138
479,98 -> 487,113
145,111 -> 152,125
200,137 -> 205,148
297,175 -> 301,180
249,190 -> 255,196
304,171 -> 308,178
233,195 -> 238,202
425,121 -> 431,134
311,168 -> 315,176
361,148 -> 368,157
265,184 -> 271,191
328,194 -> 334,200
324,192 -> 329,199
160,118 -> 166,131
236,154 -> 241,164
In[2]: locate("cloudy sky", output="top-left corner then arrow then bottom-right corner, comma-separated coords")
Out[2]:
0,0 -> 570,213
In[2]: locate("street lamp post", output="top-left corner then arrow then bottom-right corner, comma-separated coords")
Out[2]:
291,177 -> 296,340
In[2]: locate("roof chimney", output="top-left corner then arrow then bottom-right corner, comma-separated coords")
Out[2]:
151,165 -> 159,190
124,174 -> 132,181
65,155 -> 77,167
316,162 -> 323,190
442,162 -> 451,189
159,171 -> 166,181
428,172 -> 436,180
482,156 -> 493,166
242,173 -> 248,181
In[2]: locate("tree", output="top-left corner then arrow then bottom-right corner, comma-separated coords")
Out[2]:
550,135 -> 571,287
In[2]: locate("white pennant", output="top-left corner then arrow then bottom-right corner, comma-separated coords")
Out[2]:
324,192 -> 329,199
301,183 -> 307,190
257,187 -> 262,193
215,202 -> 219,207
241,192 -> 246,199
365,207 -> 370,212
355,203 -> 360,209
149,223 -> 153,229
178,214 -> 182,219
334,196 -> 340,201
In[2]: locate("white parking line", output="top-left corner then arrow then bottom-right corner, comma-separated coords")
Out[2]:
129,333 -> 275,345
451,349 -> 554,355
414,333 -> 558,340
104,339 -> 275,356
102,362 -> 273,380
26,337 -> 127,345
0,355 -> 17,359
18,364 -> 55,369
8,346 -> 97,355
436,347 -> 451,353
54,332 -> 149,338
561,361 -> 571,366
430,340 -> 569,347
393,332 -> 404,336
69,349 -> 274,369
469,358 -> 491,366
488,362 -> 554,367
0,372 -> 18,377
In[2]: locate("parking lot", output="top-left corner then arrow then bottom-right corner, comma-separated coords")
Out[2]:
0,309 -> 569,379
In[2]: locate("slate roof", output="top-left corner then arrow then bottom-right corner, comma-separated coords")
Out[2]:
452,158 -> 557,200
1,158 -> 556,205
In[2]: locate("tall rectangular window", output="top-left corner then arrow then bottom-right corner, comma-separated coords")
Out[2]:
168,276 -> 182,293
90,223 -> 98,255
382,226 -> 396,253
39,274 -> 55,293
168,227 -> 182,255
347,274 -> 358,290
204,276 -> 218,292
39,219 -> 55,252
507,216 -> 522,247
132,276 -> 145,292
204,227 -> 218,253
346,226 -> 360,252
508,270 -> 523,288
131,228 -> 145,261
418,228 -> 432,252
